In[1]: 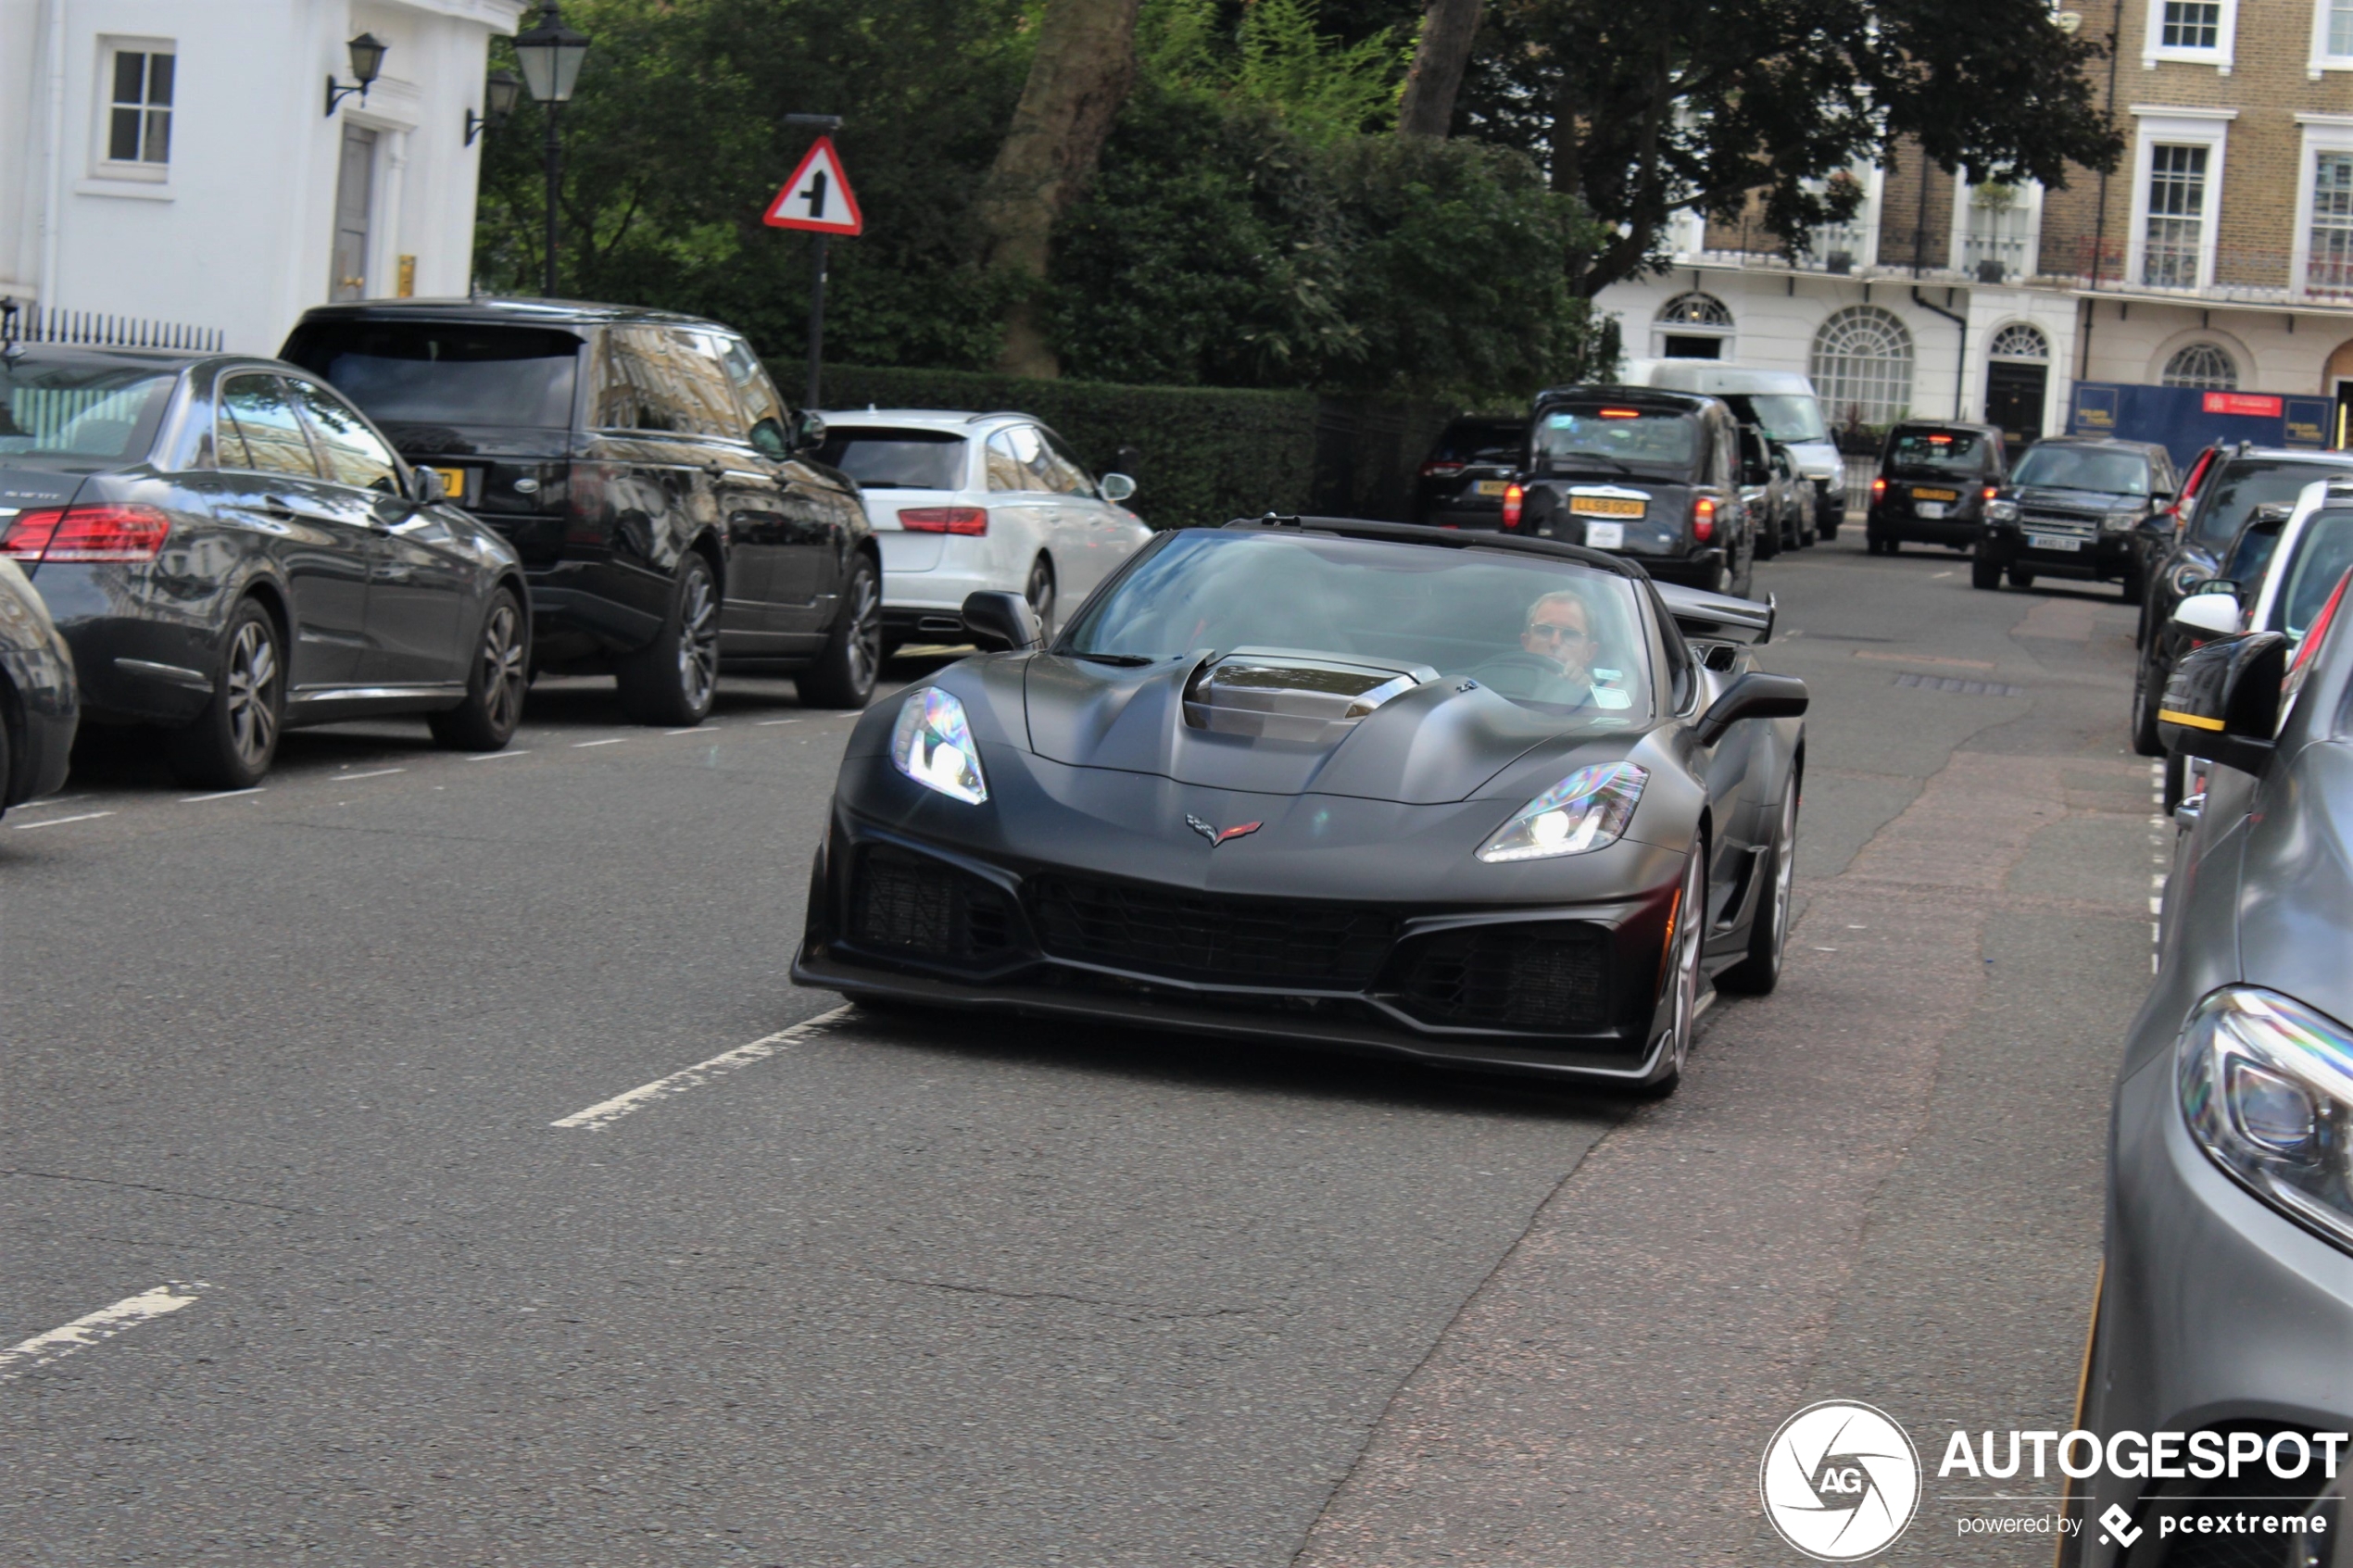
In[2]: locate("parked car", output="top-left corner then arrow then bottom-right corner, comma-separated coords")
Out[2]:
1626,362 -> 1844,539
2128,441 -> 2222,625
0,345 -> 527,787
1411,416 -> 1527,529
812,410 -> 1149,655
2061,572 -> 2353,1564
1737,425 -> 1811,558
283,299 -> 879,724
2130,445 -> 2353,758
1971,436 -> 2177,596
1504,386 -> 1755,596
0,555 -> 77,819
1863,420 -> 2007,554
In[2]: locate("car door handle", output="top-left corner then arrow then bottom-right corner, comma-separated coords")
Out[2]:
258,495 -> 342,526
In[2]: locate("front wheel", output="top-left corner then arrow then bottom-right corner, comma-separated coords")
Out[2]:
798,554 -> 882,709
2130,647 -> 2167,758
2121,568 -> 2145,606
616,554 -> 721,726
168,598 -> 284,788
1970,547 -> 2003,590
1718,776 -> 1797,995
1638,847 -> 1708,1098
1755,516 -> 1780,560
1024,555 -> 1057,638
430,588 -> 529,751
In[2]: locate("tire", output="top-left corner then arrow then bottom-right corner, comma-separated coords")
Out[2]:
168,598 -> 284,789
430,588 -> 529,751
1817,514 -> 1839,542
0,698 -> 14,815
1718,775 -> 1797,994
1755,513 -> 1780,560
1025,555 -> 1057,638
2121,568 -> 2145,606
2130,646 -> 2168,758
798,553 -> 882,709
616,553 -> 721,726
1971,547 -> 2003,590
1637,847 -> 1708,1098
2007,564 -> 2036,588
2163,748 -> 2188,812
1795,510 -> 1816,548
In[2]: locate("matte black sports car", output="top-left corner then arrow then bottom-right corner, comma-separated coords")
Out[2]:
793,517 -> 1808,1092
0,554 -> 77,820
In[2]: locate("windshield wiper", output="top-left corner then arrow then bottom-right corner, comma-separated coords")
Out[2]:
1069,651 -> 1156,667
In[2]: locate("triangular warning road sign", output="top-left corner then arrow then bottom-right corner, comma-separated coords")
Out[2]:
764,136 -> 863,235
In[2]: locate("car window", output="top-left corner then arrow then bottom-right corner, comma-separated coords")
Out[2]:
1042,430 -> 1098,498
985,425 -> 1056,492
217,374 -> 321,479
2009,445 -> 2150,495
283,321 -> 581,430
1535,406 -> 1698,470
717,335 -> 790,456
1885,429 -> 1987,478
816,427 -> 968,490
1714,393 -> 1829,444
285,378 -> 401,492
0,360 -> 177,463
591,327 -> 740,438
2193,460 -> 2353,549
2276,509 -> 2353,638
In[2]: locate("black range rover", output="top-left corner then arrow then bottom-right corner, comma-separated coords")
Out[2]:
283,299 -> 881,724
1971,436 -> 2176,597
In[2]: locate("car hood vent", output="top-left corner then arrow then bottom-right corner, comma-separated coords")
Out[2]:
1181,651 -> 1430,744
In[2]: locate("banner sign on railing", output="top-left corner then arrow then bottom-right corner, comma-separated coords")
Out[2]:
2067,381 -> 2334,465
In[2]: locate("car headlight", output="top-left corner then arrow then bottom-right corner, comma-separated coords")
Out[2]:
1986,499 -> 2019,522
890,687 -> 988,805
2103,510 -> 2140,533
1476,761 -> 1648,862
2178,986 -> 2353,1251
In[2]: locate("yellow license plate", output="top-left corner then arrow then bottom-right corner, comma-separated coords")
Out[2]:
1910,486 -> 1958,501
1474,480 -> 1508,496
434,467 -> 467,502
1570,495 -> 1646,518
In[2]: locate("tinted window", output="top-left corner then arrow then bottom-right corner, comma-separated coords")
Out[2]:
2193,460 -> 2353,548
1535,406 -> 1698,470
817,427 -> 968,490
2010,445 -> 2150,495
985,425 -> 1057,492
1714,393 -> 1829,444
0,359 -> 175,462
718,335 -> 787,455
218,375 -> 321,479
1431,420 -> 1526,464
2276,510 -> 2353,638
285,379 -> 400,492
1886,429 -> 1991,477
286,322 -> 581,429
591,327 -> 742,437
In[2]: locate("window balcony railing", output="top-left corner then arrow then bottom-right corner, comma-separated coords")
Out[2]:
4,305 -> 224,352
1960,228 -> 2035,282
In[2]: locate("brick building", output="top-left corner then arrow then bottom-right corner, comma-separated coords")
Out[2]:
1596,0 -> 2353,444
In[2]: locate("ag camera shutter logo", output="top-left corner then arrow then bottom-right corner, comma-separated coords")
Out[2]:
1760,1400 -> 1923,1561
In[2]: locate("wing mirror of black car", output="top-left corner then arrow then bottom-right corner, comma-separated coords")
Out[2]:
2157,631 -> 2285,777
410,465 -> 447,505
962,590 -> 1045,653
790,409 -> 827,455
1693,671 -> 1809,747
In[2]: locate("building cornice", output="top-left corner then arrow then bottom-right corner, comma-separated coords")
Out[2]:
2127,104 -> 2241,120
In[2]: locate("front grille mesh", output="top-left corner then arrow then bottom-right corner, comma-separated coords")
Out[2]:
849,847 -> 1017,965
1391,924 -> 1611,1032
1026,874 -> 1398,987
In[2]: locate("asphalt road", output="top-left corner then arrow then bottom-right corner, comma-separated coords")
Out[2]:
1,532 -> 2158,1566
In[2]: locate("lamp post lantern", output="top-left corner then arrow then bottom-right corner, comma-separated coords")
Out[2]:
512,3 -> 591,297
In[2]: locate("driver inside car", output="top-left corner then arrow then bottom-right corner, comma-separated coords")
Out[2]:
1485,587 -> 1604,708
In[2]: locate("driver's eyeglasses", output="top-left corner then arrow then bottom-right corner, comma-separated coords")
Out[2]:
1526,621 -> 1594,645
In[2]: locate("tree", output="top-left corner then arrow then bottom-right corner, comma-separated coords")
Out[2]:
975,0 -> 1146,377
1458,0 -> 2124,295
1395,0 -> 1483,137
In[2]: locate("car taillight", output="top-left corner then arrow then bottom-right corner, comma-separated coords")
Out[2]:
565,460 -> 623,545
1871,477 -> 1887,497
1421,461 -> 1464,477
2,503 -> 170,563
1501,483 -> 1524,531
899,507 -> 988,536
1982,486 -> 1998,502
1692,495 -> 1716,543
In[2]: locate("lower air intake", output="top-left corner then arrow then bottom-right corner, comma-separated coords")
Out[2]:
849,846 -> 1017,965
1391,923 -> 1611,1032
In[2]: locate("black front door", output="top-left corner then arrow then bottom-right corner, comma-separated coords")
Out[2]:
1985,361 -> 2048,447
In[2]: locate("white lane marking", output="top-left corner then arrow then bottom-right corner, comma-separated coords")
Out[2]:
663,726 -> 712,736
465,750 -> 531,762
573,738 -> 626,748
758,718 -> 801,726
1931,570 -> 1954,579
551,1005 -> 855,1131
11,810 -> 116,831
2149,897 -> 2164,914
333,768 -> 406,782
179,786 -> 265,804
0,1282 -> 209,1383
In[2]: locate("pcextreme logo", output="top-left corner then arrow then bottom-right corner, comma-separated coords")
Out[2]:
1760,1400 -> 1924,1562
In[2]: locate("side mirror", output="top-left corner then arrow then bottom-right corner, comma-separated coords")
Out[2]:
791,409 -> 827,454
1100,472 -> 1137,503
962,590 -> 1044,653
410,465 -> 446,504
1693,671 -> 1809,747
2158,631 -> 2286,776
2172,592 -> 2243,638
1743,462 -> 1770,486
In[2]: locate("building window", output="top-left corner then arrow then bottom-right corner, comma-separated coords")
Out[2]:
2334,0 -> 2353,55
106,47 -> 173,167
2162,0 -> 2221,45
2142,144 -> 2208,288
2162,343 -> 2239,389
1655,293 -> 1733,359
1809,307 -> 1915,427
1988,323 -> 2051,361
2145,0 -> 2236,69
2310,148 -> 2353,295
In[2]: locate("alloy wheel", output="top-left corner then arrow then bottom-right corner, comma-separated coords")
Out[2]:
224,618 -> 281,771
1666,849 -> 1706,1077
1026,560 -> 1056,637
844,568 -> 881,692
481,600 -> 526,734
677,569 -> 719,710
1765,784 -> 1797,967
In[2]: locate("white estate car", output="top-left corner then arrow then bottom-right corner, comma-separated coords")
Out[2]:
814,409 -> 1150,650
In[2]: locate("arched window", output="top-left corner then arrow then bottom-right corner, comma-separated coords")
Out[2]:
2162,343 -> 2238,390
1658,293 -> 1734,328
1655,292 -> 1734,360
1809,306 -> 1915,426
1988,323 -> 2049,361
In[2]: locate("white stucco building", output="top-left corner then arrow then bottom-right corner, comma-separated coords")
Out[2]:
0,0 -> 526,354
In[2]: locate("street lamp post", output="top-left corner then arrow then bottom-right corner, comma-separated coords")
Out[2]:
511,3 -> 591,299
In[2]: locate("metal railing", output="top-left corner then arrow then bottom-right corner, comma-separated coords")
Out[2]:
2,304 -> 224,352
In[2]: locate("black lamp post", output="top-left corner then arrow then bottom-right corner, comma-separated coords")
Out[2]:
512,3 -> 590,297
465,69 -> 522,146
324,32 -> 388,117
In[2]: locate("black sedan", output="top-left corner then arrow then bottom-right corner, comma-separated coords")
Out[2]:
793,517 -> 1807,1094
0,554 -> 77,819
0,346 -> 530,787
1412,416 -> 1527,529
1971,436 -> 2176,597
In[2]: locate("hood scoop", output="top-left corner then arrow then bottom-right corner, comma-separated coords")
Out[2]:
1182,649 -> 1434,745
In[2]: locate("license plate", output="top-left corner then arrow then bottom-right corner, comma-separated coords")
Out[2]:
1570,495 -> 1645,518
1911,487 -> 1958,502
434,467 -> 467,502
1915,502 -> 1947,519
2027,533 -> 2083,552
1474,480 -> 1508,496
1583,521 -> 1626,549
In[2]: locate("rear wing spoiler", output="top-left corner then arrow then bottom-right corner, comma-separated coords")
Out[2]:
1655,583 -> 1777,645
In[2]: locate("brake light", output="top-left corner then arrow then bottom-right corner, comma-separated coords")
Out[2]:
1928,433 -> 1953,445
900,506 -> 988,536
1598,408 -> 1642,420
1501,483 -> 1524,531
1692,495 -> 1716,543
565,459 -> 624,546
1421,461 -> 1464,477
1871,477 -> 1887,497
1982,486 -> 1998,502
3,504 -> 170,562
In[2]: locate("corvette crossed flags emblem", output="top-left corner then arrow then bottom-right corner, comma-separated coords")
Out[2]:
1186,815 -> 1263,847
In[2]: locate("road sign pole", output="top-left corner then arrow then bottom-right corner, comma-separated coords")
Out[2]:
805,232 -> 828,412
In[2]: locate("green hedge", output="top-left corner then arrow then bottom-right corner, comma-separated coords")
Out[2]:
802,363 -> 1324,529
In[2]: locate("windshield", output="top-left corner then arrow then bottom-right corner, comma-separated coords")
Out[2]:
1063,530 -> 1654,722
1886,429 -> 1990,478
2012,445 -> 2149,495
1535,407 -> 1697,472
283,321 -> 582,429
2274,509 -> 2353,638
0,361 -> 176,463
1715,393 -> 1829,445
2192,460 -> 2353,549
815,427 -> 967,490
